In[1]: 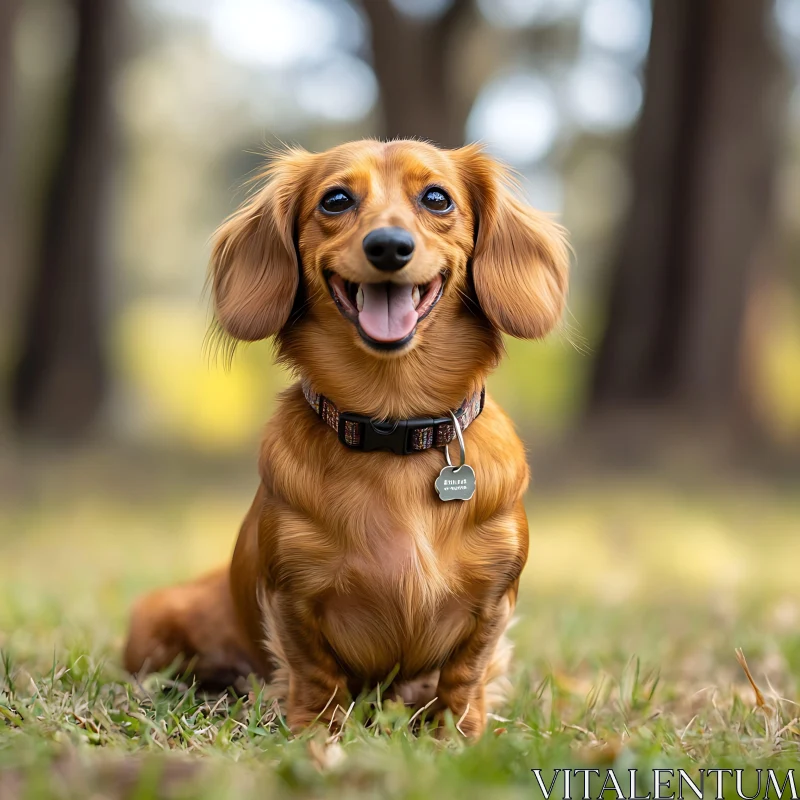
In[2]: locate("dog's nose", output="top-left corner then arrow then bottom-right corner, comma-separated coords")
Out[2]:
362,227 -> 415,272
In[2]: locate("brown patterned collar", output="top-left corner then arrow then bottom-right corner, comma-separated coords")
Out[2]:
302,382 -> 485,455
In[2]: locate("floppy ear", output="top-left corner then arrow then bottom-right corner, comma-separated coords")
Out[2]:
210,148 -> 313,341
458,146 -> 570,339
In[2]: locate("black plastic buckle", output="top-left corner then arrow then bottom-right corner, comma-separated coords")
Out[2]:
338,413 -> 445,455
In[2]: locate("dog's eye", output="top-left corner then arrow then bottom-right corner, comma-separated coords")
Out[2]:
420,187 -> 453,213
320,189 -> 355,214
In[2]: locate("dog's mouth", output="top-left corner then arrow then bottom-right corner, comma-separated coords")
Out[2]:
325,272 -> 445,351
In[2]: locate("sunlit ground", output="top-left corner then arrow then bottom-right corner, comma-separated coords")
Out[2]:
1,447 -> 799,798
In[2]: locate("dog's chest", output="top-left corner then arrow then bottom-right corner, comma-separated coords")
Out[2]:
317,515 -> 476,679
261,397 -> 528,682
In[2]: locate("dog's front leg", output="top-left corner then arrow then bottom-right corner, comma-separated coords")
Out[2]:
271,594 -> 350,732
434,588 -> 516,739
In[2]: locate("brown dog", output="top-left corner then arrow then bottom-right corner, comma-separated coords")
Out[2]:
124,139 -> 569,737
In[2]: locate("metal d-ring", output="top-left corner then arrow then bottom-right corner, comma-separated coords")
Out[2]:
444,410 -> 466,471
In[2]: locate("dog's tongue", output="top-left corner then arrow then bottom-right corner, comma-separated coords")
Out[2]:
358,283 -> 418,343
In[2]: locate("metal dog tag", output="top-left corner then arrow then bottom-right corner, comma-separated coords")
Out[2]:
436,464 -> 476,501
435,410 -> 475,502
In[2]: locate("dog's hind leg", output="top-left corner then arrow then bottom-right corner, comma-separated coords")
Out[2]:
123,566 -> 269,692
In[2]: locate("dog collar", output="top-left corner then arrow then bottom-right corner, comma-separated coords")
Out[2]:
302,382 -> 485,456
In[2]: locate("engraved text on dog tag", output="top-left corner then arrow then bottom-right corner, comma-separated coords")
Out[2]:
435,465 -> 476,502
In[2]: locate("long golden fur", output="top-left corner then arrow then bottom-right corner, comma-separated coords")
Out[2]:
124,139 -> 570,737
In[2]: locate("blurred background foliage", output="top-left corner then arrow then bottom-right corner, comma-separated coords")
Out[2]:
0,0 -> 799,467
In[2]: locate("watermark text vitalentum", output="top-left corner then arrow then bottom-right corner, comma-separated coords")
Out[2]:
530,768 -> 798,800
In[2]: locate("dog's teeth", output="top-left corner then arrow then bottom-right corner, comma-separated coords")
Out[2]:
356,286 -> 364,311
412,285 -> 420,308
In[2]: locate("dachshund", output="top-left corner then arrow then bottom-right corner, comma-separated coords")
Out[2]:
123,139 -> 570,738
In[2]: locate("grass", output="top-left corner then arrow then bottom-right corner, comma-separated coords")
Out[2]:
2,453 -> 800,799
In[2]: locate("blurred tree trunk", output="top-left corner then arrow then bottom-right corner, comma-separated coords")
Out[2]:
0,0 -> 20,313
0,0 -> 18,169
587,0 -> 786,446
362,0 -> 471,148
10,0 -> 121,438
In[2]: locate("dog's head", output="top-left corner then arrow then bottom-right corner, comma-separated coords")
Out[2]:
211,140 -> 569,414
